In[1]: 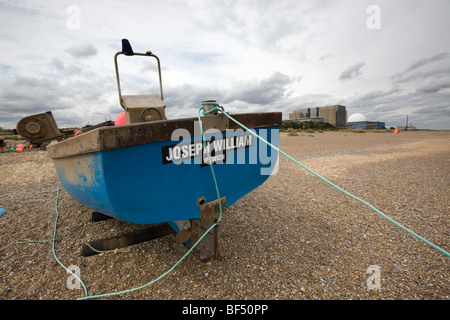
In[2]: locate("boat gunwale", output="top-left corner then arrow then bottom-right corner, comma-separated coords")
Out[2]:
47,112 -> 282,159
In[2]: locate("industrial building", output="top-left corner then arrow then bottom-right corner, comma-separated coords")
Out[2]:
289,105 -> 348,128
347,113 -> 385,130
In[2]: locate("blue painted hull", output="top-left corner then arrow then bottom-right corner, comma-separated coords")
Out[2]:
51,125 -> 279,225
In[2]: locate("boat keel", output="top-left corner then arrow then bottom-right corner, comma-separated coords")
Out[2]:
81,223 -> 175,257
81,197 -> 225,262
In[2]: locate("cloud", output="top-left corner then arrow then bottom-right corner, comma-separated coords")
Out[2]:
164,83 -> 225,111
189,0 -> 324,53
319,53 -> 334,62
64,43 -> 98,59
51,57 -> 82,75
339,62 -> 365,82
344,84 -> 450,129
1,1 -> 450,130
392,67 -> 450,83
404,52 -> 449,74
416,79 -> 450,94
0,75 -> 65,112
223,72 -> 292,105
0,67 -> 118,128
162,71 -> 292,116
348,86 -> 401,106
392,51 -> 450,80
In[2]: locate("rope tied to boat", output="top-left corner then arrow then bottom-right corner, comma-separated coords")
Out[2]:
51,107 -> 225,300
52,102 -> 449,300
200,101 -> 450,258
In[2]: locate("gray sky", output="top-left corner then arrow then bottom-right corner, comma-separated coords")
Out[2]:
1,0 -> 449,129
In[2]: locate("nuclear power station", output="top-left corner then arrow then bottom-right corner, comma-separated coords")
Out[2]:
289,105 -> 387,130
289,105 -> 348,128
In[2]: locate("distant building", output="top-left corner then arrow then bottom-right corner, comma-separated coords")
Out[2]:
347,113 -> 385,130
289,105 -> 347,128
347,121 -> 385,129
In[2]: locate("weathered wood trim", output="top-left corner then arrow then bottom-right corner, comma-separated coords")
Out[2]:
47,112 -> 282,159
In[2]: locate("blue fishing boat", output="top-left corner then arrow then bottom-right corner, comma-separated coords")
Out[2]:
47,40 -> 281,260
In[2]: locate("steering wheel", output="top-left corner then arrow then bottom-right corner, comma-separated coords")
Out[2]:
140,107 -> 162,122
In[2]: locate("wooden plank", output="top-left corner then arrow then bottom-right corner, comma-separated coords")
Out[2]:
48,112 -> 282,159
81,223 -> 175,257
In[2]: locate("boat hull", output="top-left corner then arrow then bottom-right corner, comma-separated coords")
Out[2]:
48,113 -> 281,225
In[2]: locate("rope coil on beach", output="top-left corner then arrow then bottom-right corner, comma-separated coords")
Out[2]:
51,103 -> 449,300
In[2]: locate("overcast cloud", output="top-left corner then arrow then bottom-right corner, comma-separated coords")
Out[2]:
339,62 -> 366,82
64,42 -> 98,58
0,0 -> 449,129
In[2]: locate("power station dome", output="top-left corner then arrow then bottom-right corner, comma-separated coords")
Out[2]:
348,113 -> 367,122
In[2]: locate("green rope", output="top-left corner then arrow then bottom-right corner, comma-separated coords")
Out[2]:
50,106 -> 223,300
53,182 -> 89,298
51,102 -> 447,300
201,102 -> 449,258
70,106 -> 223,300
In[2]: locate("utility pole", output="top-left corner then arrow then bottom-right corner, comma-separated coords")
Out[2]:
405,115 -> 408,131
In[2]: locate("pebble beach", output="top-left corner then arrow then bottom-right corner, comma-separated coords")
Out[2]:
0,130 -> 449,300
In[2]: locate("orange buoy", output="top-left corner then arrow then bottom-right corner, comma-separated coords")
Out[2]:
115,112 -> 126,126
